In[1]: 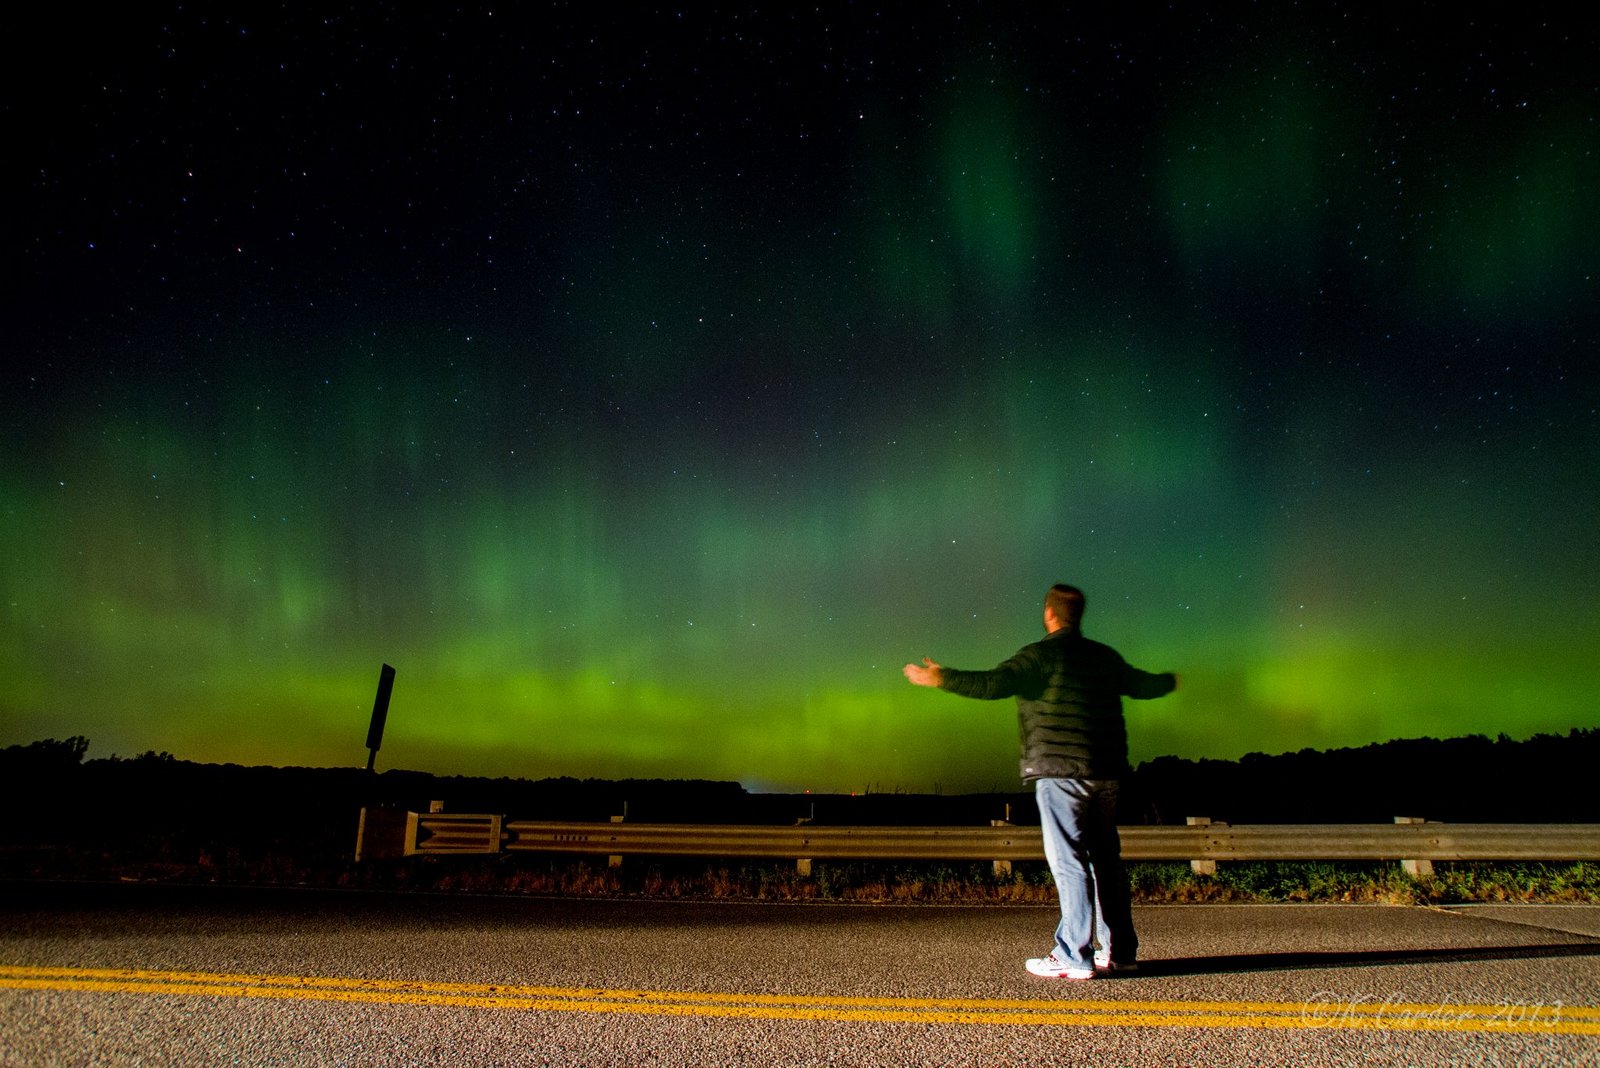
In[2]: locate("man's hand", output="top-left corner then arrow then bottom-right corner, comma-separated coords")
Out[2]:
903,657 -> 944,688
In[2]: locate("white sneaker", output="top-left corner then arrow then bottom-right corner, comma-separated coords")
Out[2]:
1093,950 -> 1138,974
1025,953 -> 1095,980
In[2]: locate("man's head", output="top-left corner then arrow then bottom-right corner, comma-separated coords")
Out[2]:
1043,584 -> 1086,633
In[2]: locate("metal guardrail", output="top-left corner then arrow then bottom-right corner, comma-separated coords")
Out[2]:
409,811 -> 503,854
500,820 -> 1600,863
356,808 -> 1600,875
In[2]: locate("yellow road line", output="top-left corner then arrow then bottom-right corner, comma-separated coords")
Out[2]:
0,965 -> 1593,1036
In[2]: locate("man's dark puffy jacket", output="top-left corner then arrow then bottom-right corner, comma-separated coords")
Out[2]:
938,626 -> 1175,781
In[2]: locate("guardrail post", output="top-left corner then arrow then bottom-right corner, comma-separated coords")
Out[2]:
608,812 -> 625,869
1395,816 -> 1434,877
1187,816 -> 1218,876
795,807 -> 814,876
992,803 -> 1014,877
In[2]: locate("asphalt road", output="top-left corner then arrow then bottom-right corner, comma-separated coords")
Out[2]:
2,882 -> 1597,1067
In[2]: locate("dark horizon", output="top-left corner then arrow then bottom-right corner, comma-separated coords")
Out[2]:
8,725 -> 1597,827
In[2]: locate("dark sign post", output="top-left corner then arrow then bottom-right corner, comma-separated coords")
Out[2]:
365,663 -> 396,771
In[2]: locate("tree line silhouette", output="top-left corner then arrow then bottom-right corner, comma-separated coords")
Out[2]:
1122,728 -> 1599,825
2,728 -> 1594,869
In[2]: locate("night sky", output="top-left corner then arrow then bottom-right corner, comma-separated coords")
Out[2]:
5,5 -> 1597,793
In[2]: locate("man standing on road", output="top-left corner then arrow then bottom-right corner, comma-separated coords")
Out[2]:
903,583 -> 1178,980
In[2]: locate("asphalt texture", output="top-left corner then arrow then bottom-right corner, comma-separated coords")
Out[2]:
2,882 -> 1597,1067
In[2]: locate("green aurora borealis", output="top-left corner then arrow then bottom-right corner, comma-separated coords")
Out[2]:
5,7 -> 1598,791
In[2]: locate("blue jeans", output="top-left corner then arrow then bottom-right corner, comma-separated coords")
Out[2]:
1035,777 -> 1138,969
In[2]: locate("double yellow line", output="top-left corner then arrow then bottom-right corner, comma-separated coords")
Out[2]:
2,965 -> 1596,1035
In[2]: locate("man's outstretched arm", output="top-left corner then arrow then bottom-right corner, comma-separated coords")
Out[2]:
906,651 -> 1034,699
903,657 -> 944,687
1124,667 -> 1180,699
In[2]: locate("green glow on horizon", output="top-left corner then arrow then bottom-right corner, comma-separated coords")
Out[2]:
4,311 -> 1595,790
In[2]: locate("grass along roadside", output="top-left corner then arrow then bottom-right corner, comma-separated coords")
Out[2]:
387,858 -> 1600,905
5,847 -> 1597,904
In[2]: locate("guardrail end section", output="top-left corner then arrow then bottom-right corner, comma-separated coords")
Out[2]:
354,806 -> 414,861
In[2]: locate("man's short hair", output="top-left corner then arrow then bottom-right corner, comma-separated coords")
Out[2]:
1045,584 -> 1086,627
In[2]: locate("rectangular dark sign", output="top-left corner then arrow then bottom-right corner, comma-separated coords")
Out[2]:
366,663 -> 396,769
